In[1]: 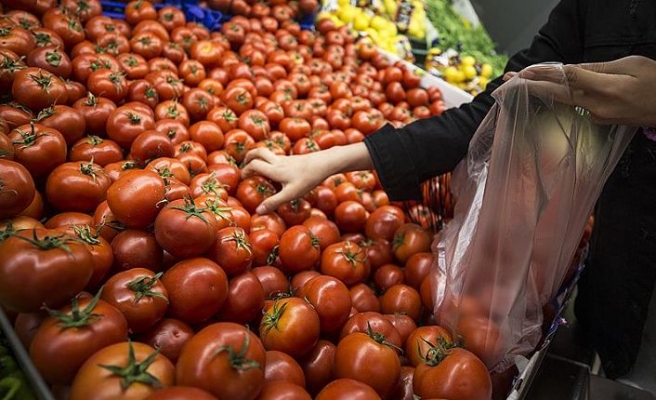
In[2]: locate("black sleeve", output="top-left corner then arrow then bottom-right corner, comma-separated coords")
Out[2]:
364,0 -> 586,201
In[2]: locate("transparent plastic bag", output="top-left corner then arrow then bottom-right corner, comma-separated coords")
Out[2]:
431,63 -> 636,372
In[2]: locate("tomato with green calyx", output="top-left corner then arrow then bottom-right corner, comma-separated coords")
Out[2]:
0,159 -> 35,220
154,197 -> 218,258
45,160 -> 112,213
259,296 -> 320,358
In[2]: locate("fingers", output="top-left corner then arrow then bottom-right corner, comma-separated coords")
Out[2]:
575,55 -> 648,75
241,158 -> 270,179
243,147 -> 277,165
256,188 -> 296,215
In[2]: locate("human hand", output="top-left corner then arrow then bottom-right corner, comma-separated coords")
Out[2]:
503,56 -> 656,126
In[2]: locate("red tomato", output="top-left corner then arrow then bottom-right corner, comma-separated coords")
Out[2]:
334,200 -> 368,233
349,283 -> 381,313
301,215 -> 340,251
111,229 -> 163,273
315,378 -> 382,400
297,275 -> 352,334
249,230 -> 281,269
0,159 -> 35,220
45,160 -> 112,213
456,314 -> 502,365
69,341 -> 175,400
160,257 -> 229,324
380,284 -> 422,321
106,169 -> 166,229
29,292 -> 129,385
392,223 -> 433,264
276,198 -> 312,226
320,240 -> 369,286
264,350 -> 306,387
365,205 -> 406,241
106,104 -> 156,149
136,318 -> 194,364
145,386 -> 218,400
206,226 -> 254,276
216,270 -> 266,324
334,331 -> 401,398
73,93 -> 116,137
373,264 -> 405,292
256,381 -> 312,400
235,175 -> 277,214
259,296 -> 321,358
101,268 -> 169,333
12,67 -> 67,110
9,122 -> 67,178
413,347 -> 492,400
61,224 -> 113,290
278,225 -> 321,274
0,229 -> 92,312
176,322 -> 267,400
154,197 -> 219,258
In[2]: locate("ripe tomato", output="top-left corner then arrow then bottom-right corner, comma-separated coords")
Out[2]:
69,341 -> 175,400
349,283 -> 381,313
106,104 -> 156,149
0,229 -> 92,312
144,386 -> 218,400
111,229 -> 163,273
73,93 -> 117,137
257,381 -> 312,400
0,159 -> 35,220
413,347 -> 492,400
260,296 -> 320,358
320,240 -> 369,286
373,264 -> 405,292
161,257 -> 229,324
380,284 -> 422,321
183,88 -> 214,122
405,325 -> 453,367
216,270 -> 266,324
101,268 -> 169,333
297,275 -> 351,334
315,378 -> 382,400
154,197 -> 219,258
334,331 -> 401,398
456,314 -> 502,365
277,198 -> 312,226
26,45 -> 72,79
106,169 -> 166,229
12,67 -> 67,110
249,230 -> 281,269
278,225 -> 321,274
392,223 -> 433,264
34,104 -> 86,146
235,175 -> 277,214
206,226 -> 254,276
334,200 -> 368,233
365,205 -> 406,241
57,224 -> 113,291
9,122 -> 67,178
29,291 -> 129,385
264,350 -> 306,387
136,318 -> 194,364
176,322 -> 266,400
45,161 -> 112,213
87,68 -> 128,103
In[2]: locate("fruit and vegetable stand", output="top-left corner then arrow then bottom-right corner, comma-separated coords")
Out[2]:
0,0 -> 593,399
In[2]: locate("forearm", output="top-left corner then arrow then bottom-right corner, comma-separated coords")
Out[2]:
321,142 -> 374,176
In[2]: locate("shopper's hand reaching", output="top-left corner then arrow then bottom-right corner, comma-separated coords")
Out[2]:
241,143 -> 374,215
504,56 -> 656,126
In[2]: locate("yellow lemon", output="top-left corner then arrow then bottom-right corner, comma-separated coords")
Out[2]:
462,64 -> 477,80
353,13 -> 371,31
442,66 -> 460,83
480,63 -> 493,78
460,55 -> 476,67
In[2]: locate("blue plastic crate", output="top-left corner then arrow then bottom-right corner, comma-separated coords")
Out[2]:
299,11 -> 316,30
100,0 -> 222,31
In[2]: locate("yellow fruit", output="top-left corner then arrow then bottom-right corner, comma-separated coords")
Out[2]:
479,76 -> 489,89
480,63 -> 493,78
460,55 -> 476,67
462,64 -> 477,80
353,13 -> 371,31
442,66 -> 460,83
316,11 -> 333,21
337,5 -> 358,24
370,15 -> 388,31
338,0 -> 350,5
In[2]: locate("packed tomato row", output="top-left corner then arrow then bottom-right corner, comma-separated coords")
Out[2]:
0,0 -> 494,399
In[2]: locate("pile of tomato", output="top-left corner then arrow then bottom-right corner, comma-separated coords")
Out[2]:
0,0 -> 504,399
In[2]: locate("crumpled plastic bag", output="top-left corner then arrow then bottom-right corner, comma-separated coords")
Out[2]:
431,63 -> 636,372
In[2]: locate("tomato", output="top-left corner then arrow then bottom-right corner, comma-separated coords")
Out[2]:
145,387 -> 218,400
100,268 -> 168,333
333,200 -> 368,233
103,160 -> 139,182
221,85 -> 254,116
106,105 -> 156,150
249,230 -> 281,270
315,378 -> 382,400
45,160 -> 111,213
207,106 -> 238,133
111,229 -> 163,273
277,225 -> 320,274
160,257 -> 228,324
69,341 -> 175,400
0,159 -> 35,220
0,229 -> 93,312
73,93 -> 117,137
43,13 -> 85,51
392,223 -> 433,264
300,215 -> 339,252
9,122 -> 67,178
176,322 -> 266,400
58,224 -> 113,290
13,311 -> 48,350
146,156 -> 192,185
251,212 -> 287,237
413,347 -> 492,400
359,238 -> 393,272
29,291 -> 129,385
297,274 -> 351,334
136,318 -> 194,364
256,381 -> 312,400
264,350 -> 306,387
320,240 -> 369,286
153,197 -> 218,258
106,169 -> 166,229
456,314 -> 502,365
0,26 -> 35,57
404,252 -> 435,289
33,105 -> 85,146
216,270 -> 266,324
26,45 -> 72,78
373,264 -> 405,292
44,212 -> 93,229
345,286 -> 376,315
380,284 -> 422,321
260,296 -> 320,358
182,88 -> 214,122
405,325 -> 453,368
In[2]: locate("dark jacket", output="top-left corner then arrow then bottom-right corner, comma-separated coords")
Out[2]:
364,0 -> 656,379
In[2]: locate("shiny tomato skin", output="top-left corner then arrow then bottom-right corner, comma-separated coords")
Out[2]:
339,312 -> 403,349
259,296 -> 321,358
45,161 -> 112,213
144,387 -> 219,400
176,322 -> 267,400
297,275 -> 351,334
264,350 -> 306,387
111,229 -> 163,273
106,169 -> 166,229
154,197 -> 219,258
278,225 -> 320,275
216,270 -> 266,325
69,341 -> 176,400
392,223 -> 433,264
349,283 -> 381,313
59,224 -> 113,291
0,159 -> 35,220
0,229 -> 93,312
136,318 -> 194,364
12,67 -> 67,110
380,284 -> 422,321
29,294 -> 129,385
101,268 -> 169,333
315,378 -> 382,400
34,104 -> 86,146
334,331 -> 401,399
320,240 -> 369,286
206,226 -> 254,276
301,215 -> 341,251
256,381 -> 312,400
161,257 -> 229,325
405,325 -> 453,368
413,347 -> 492,400
365,205 -> 406,241
9,122 -> 67,178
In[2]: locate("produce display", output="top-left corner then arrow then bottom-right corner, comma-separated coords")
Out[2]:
0,0 -> 579,399
0,333 -> 36,400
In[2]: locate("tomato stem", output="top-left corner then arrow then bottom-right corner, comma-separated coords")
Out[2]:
128,272 -> 168,304
99,340 -> 164,390
170,197 -> 211,224
214,332 -> 260,371
46,289 -> 104,329
221,228 -> 253,256
260,298 -> 287,337
72,225 -> 101,245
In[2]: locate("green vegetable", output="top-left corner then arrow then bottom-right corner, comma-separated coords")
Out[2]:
424,0 -> 509,75
0,375 -> 36,400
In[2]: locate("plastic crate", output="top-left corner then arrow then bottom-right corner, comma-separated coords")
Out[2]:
100,0 -> 223,31
298,11 -> 316,30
